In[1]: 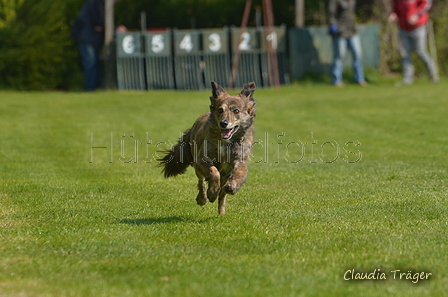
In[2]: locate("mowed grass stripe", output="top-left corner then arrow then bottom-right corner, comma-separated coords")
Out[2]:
1,81 -> 447,296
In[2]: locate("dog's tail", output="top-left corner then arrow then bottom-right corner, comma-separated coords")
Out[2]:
158,129 -> 193,178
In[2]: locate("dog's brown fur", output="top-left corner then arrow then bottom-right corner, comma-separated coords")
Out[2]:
158,81 -> 257,214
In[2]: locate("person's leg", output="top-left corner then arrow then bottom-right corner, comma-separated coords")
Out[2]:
79,42 -> 101,91
347,34 -> 366,84
398,30 -> 414,85
331,37 -> 346,85
413,25 -> 438,82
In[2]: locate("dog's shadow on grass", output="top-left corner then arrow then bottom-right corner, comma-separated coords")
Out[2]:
119,216 -> 211,225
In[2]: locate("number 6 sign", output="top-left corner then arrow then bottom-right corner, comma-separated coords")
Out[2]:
116,33 -> 142,57
122,35 -> 135,54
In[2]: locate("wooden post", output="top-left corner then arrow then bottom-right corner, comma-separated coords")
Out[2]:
228,0 -> 252,90
104,0 -> 114,46
295,0 -> 304,27
103,0 -> 116,89
427,20 -> 439,78
263,0 -> 280,88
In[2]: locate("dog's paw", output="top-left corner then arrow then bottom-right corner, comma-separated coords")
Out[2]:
196,194 -> 208,206
223,181 -> 239,194
207,188 -> 219,203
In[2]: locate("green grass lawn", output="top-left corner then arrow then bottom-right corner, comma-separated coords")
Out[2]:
1,80 -> 447,296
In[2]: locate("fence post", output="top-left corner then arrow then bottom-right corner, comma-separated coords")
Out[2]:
103,0 -> 116,89
173,29 -> 204,90
230,27 -> 264,88
201,27 -> 231,87
116,32 -> 146,90
260,25 -> 289,86
145,29 -> 175,89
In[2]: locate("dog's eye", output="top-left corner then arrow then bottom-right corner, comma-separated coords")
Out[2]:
233,109 -> 240,114
218,108 -> 224,113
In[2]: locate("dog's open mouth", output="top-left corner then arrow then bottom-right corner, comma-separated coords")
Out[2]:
221,126 -> 239,140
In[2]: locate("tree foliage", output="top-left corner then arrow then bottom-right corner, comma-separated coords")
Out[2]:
0,0 -> 25,29
0,0 -> 81,90
430,0 -> 448,76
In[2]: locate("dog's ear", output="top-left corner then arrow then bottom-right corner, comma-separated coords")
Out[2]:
247,99 -> 257,117
242,82 -> 256,116
211,81 -> 225,99
210,81 -> 223,112
241,81 -> 256,99
209,97 -> 214,112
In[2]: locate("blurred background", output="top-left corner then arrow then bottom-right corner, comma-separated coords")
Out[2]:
1,0 -> 447,90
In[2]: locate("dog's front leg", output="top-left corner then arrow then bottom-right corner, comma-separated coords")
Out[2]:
206,166 -> 220,202
194,161 -> 221,203
223,162 -> 248,195
195,177 -> 208,206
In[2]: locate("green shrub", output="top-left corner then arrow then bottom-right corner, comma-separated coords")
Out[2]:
431,1 -> 448,76
0,0 -> 25,29
0,0 -> 78,90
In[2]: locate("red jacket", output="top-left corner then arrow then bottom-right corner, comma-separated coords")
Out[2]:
393,0 -> 432,31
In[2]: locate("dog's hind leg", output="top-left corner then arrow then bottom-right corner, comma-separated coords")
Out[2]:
217,190 -> 227,214
196,177 -> 208,206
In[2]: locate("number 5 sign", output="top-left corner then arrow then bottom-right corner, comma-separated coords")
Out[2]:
145,31 -> 172,56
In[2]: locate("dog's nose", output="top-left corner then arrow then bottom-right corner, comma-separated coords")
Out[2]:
219,120 -> 228,128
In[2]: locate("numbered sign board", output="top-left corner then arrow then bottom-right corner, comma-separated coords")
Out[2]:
174,29 -> 201,55
201,28 -> 230,87
202,28 -> 229,54
116,33 -> 143,57
231,27 -> 258,52
260,26 -> 287,52
145,31 -> 172,56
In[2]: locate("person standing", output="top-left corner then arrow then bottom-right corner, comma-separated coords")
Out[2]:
389,0 -> 438,85
328,0 -> 367,87
72,0 -> 105,91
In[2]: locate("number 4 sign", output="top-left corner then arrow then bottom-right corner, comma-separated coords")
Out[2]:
179,34 -> 194,53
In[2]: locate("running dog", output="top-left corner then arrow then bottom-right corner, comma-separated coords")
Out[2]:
158,81 -> 257,214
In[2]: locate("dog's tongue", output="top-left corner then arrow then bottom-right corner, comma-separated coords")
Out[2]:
221,129 -> 232,139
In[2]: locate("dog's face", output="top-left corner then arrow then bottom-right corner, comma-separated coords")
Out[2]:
209,81 -> 256,140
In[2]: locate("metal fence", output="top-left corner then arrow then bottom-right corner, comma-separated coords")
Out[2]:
116,26 -> 289,91
116,32 -> 146,90
202,28 -> 231,88
288,24 -> 380,80
230,27 -> 265,88
145,30 -> 175,90
173,29 -> 204,90
259,25 -> 289,85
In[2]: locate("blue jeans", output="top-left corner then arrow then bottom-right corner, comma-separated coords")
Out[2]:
79,42 -> 101,91
399,25 -> 438,84
331,35 -> 365,84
